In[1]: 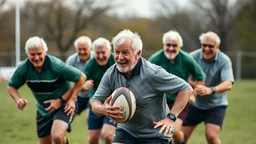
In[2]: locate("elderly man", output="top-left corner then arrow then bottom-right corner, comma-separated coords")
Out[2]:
148,30 -> 205,144
7,36 -> 86,144
66,36 -> 94,116
182,31 -> 234,144
83,37 -> 116,144
90,29 -> 193,144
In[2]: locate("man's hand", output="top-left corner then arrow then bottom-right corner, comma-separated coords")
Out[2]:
16,98 -> 28,110
103,96 -> 122,123
64,100 -> 76,116
44,99 -> 62,112
194,85 -> 212,96
153,117 -> 174,136
83,80 -> 94,91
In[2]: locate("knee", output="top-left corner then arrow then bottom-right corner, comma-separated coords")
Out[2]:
101,132 -> 114,142
88,135 -> 99,144
206,133 -> 219,144
51,132 -> 65,144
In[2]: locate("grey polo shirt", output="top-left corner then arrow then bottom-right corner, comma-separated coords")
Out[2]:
190,49 -> 234,109
92,58 -> 191,140
66,52 -> 94,98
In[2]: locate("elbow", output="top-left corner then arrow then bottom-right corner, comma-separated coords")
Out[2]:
81,73 -> 86,83
226,84 -> 233,91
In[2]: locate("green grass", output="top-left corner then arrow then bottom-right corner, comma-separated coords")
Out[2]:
1,80 -> 256,144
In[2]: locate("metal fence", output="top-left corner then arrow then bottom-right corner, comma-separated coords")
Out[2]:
1,50 -> 256,80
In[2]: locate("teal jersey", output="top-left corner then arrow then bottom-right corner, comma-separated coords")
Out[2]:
84,53 -> 115,97
148,49 -> 205,101
8,54 -> 82,116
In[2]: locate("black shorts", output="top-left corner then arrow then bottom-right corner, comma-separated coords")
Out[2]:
36,106 -> 75,138
76,96 -> 90,115
112,128 -> 170,144
183,105 -> 227,127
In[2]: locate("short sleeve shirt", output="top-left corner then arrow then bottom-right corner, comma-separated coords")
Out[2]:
66,52 -> 94,98
8,54 -> 82,116
148,49 -> 205,101
92,58 -> 192,140
190,49 -> 234,109
83,53 -> 115,97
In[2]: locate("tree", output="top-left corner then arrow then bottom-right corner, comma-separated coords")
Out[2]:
21,0 -> 119,60
191,0 -> 252,52
150,0 -> 204,52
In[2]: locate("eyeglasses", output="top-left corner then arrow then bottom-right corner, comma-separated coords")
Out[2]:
165,43 -> 178,48
201,44 -> 215,48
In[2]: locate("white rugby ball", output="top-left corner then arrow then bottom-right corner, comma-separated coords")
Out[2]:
110,87 -> 136,123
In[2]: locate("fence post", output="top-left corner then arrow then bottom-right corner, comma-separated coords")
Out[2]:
236,50 -> 242,81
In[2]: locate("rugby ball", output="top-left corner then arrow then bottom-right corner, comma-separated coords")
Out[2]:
110,87 -> 136,123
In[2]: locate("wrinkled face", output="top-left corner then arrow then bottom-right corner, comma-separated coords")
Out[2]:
94,45 -> 111,66
114,40 -> 140,73
163,39 -> 181,60
76,42 -> 91,63
27,44 -> 46,71
201,38 -> 219,61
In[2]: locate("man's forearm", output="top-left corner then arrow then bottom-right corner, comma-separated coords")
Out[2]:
7,86 -> 21,103
170,88 -> 193,116
91,100 -> 105,116
69,73 -> 86,101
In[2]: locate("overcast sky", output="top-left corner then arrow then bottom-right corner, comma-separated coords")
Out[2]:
5,0 -> 188,18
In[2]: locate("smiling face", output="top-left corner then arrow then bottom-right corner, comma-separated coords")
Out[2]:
94,45 -> 111,66
163,39 -> 181,60
27,44 -> 47,72
201,38 -> 219,61
114,40 -> 141,74
76,42 -> 91,63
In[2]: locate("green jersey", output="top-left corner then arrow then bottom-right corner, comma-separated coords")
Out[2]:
84,53 -> 115,97
148,49 -> 205,101
8,54 -> 82,116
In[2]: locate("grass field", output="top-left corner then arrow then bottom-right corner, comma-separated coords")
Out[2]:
1,80 -> 256,144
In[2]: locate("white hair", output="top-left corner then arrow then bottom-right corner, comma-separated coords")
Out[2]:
25,36 -> 48,54
92,37 -> 111,51
74,36 -> 92,49
162,30 -> 183,47
199,31 -> 221,45
111,29 -> 143,55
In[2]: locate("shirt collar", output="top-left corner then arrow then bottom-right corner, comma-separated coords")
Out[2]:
118,57 -> 142,77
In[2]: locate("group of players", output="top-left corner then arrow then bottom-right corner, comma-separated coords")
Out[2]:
7,29 -> 234,144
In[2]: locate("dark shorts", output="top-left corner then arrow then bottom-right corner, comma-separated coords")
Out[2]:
36,106 -> 76,138
168,101 -> 189,121
88,104 -> 116,130
112,128 -> 170,144
183,105 -> 227,127
76,96 -> 90,115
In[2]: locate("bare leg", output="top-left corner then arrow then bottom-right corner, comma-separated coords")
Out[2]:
51,119 -> 68,144
205,123 -> 221,144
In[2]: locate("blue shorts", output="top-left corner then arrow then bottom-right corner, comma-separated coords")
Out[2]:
88,104 -> 116,130
183,105 -> 227,127
112,128 -> 170,144
36,106 -> 76,138
76,96 -> 89,115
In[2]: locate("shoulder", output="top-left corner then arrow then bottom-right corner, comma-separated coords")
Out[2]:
190,49 -> 201,56
15,59 -> 30,74
218,50 -> 231,62
142,58 -> 163,75
148,49 -> 164,63
180,50 -> 198,64
66,53 -> 78,63
47,54 -> 66,70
